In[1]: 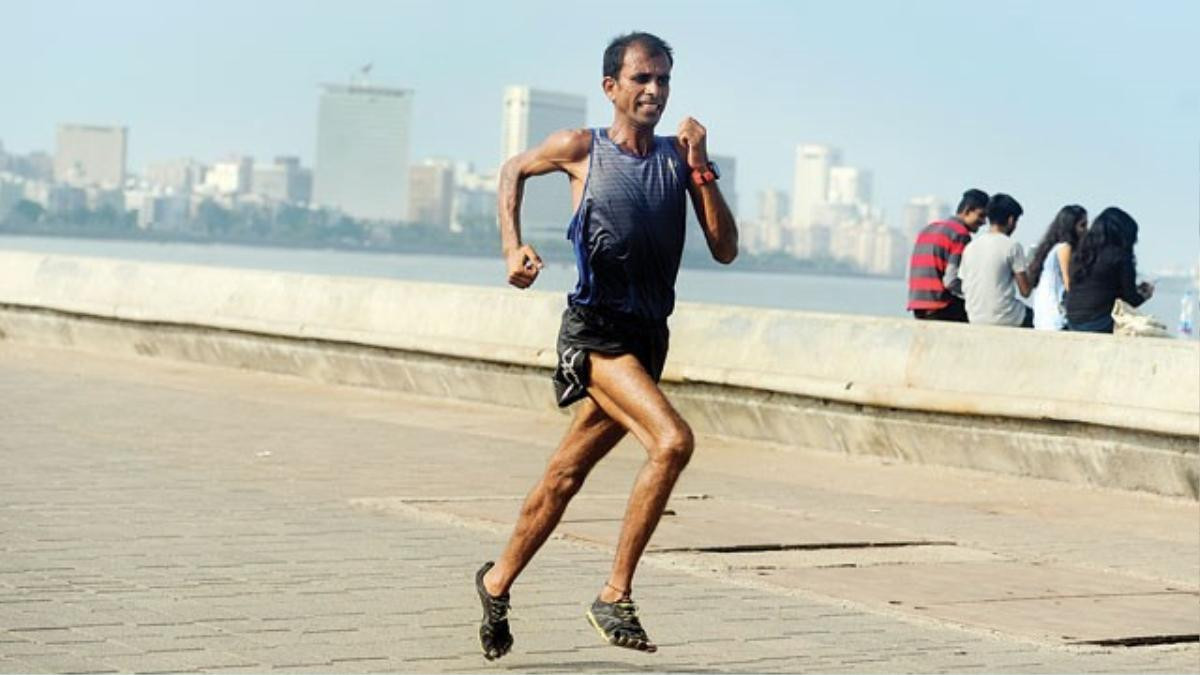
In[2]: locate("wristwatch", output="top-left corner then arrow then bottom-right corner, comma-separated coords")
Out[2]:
690,161 -> 720,186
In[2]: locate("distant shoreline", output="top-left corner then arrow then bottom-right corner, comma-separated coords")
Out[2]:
0,226 -> 904,281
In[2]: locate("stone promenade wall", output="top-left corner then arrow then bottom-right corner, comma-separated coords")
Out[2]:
2,251 -> 1196,497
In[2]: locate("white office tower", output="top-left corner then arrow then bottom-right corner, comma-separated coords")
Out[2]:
314,83 -> 413,221
501,86 -> 586,241
54,124 -> 128,188
827,166 -> 872,207
904,195 -> 948,238
790,144 -> 840,229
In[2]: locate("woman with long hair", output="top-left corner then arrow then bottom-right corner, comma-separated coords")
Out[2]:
1028,205 -> 1087,330
1065,207 -> 1153,333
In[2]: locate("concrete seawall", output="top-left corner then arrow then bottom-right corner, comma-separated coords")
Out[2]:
2,251 -> 1196,498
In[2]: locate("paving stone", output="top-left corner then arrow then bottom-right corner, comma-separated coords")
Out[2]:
0,341 -> 1196,673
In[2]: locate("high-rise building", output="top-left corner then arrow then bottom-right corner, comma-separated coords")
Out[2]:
827,166 -> 872,206
500,86 -> 587,241
54,124 -> 128,188
252,156 -> 311,204
314,83 -> 413,221
408,159 -> 455,228
790,144 -> 840,230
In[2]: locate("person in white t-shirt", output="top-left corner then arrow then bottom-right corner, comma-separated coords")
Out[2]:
960,193 -> 1033,327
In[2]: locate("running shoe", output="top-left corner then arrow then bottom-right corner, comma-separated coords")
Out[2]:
475,561 -> 513,660
586,595 -> 657,653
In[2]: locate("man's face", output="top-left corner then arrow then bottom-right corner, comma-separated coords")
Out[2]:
962,208 -> 986,232
604,44 -> 671,128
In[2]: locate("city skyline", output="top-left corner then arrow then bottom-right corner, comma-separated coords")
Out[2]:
1,0 -> 1197,270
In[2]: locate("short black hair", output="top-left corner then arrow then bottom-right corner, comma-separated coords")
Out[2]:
955,188 -> 989,215
603,32 -> 674,79
987,193 -> 1024,225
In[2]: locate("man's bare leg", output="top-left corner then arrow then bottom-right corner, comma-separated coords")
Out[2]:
582,353 -> 694,651
483,397 -> 627,597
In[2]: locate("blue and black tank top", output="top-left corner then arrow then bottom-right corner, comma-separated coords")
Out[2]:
566,128 -> 690,321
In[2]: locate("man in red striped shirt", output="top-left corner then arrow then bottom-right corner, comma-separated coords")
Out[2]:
907,189 -> 989,321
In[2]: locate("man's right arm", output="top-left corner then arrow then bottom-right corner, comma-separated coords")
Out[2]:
497,128 -> 591,289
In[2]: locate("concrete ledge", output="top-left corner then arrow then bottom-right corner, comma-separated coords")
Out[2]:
0,252 -> 1196,497
1,252 -> 1195,438
2,303 -> 1196,499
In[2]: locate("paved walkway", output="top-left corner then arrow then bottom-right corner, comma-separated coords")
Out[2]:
0,341 -> 1196,673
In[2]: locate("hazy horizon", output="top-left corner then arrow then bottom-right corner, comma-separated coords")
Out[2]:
2,0 -> 1197,271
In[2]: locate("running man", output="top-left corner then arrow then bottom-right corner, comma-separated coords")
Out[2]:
475,31 -> 738,660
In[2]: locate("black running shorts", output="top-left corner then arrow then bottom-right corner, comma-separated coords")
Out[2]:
552,305 -> 670,408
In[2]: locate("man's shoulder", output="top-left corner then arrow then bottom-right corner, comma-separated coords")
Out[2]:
540,128 -> 593,161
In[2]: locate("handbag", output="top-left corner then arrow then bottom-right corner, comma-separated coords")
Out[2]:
1111,299 -> 1169,338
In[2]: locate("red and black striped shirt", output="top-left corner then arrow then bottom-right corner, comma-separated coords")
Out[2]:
907,218 -> 972,311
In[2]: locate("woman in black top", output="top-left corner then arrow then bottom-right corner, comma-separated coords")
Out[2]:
1065,207 -> 1154,333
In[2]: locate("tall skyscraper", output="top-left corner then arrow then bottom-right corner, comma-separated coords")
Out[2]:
500,86 -> 586,241
314,83 -> 413,221
54,124 -> 127,188
791,144 -> 840,229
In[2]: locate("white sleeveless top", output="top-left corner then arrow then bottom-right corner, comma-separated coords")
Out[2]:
1032,242 -> 1067,330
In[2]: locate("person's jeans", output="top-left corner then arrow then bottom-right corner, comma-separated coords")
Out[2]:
1068,314 -> 1114,333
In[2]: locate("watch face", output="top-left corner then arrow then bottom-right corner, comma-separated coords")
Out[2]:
709,162 -> 721,180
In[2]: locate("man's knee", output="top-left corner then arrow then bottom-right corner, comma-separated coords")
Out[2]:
544,461 -> 588,500
651,421 -> 694,469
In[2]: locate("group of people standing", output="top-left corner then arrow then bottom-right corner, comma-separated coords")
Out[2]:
906,189 -> 1152,333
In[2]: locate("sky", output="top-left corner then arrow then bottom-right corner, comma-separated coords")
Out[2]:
1,0 -> 1197,271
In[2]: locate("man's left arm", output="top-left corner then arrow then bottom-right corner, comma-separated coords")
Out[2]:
677,117 -> 738,264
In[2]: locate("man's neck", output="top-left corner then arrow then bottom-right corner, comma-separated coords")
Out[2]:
988,225 -> 1009,236
607,119 -> 657,156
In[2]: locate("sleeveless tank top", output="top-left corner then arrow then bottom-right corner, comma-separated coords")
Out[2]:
565,128 -> 690,321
